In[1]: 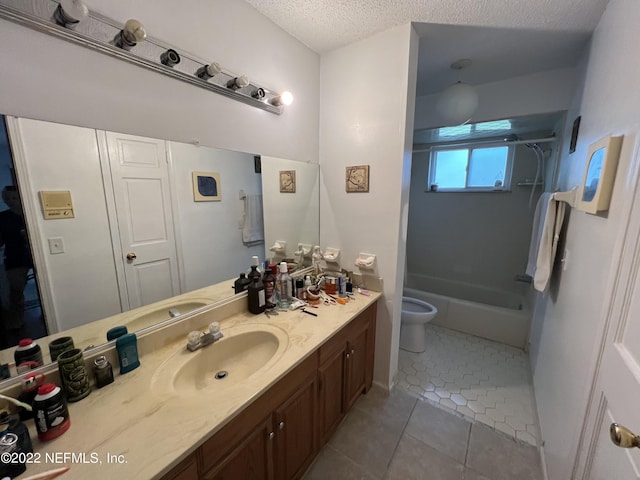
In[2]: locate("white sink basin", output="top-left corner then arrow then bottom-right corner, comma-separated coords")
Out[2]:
151,323 -> 289,396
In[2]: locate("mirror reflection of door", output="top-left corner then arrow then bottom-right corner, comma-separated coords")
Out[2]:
102,132 -> 180,310
0,116 -> 47,351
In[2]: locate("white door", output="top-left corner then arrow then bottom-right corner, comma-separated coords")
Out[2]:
576,139 -> 640,479
104,132 -> 179,310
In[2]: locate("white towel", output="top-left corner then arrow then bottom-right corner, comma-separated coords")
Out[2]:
242,194 -> 264,245
526,193 -> 566,292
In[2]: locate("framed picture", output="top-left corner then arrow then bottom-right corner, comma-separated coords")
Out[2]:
346,165 -> 370,193
279,170 -> 296,193
576,134 -> 623,214
192,171 -> 221,201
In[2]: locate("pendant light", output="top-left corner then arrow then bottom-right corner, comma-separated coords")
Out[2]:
435,59 -> 479,126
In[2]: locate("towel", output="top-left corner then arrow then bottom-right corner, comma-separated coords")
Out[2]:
242,194 -> 264,245
526,192 -> 566,292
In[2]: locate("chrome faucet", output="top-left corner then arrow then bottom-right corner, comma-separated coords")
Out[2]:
186,322 -> 223,352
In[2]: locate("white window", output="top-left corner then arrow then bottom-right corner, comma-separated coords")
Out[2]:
428,144 -> 514,192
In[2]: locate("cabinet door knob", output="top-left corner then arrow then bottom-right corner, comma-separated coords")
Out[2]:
279,421 -> 285,430
268,431 -> 275,440
346,353 -> 350,359
351,349 -> 355,355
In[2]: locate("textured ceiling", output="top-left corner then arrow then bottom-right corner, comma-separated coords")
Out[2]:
245,0 -> 610,97
245,0 -> 610,54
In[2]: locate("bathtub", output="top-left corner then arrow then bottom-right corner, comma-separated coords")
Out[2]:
403,280 -> 532,349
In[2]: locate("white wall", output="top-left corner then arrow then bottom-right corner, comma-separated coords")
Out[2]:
0,0 -> 319,163
319,23 -> 419,387
530,1 -> 640,478
261,156 -> 320,263
168,143 -> 264,292
414,67 -> 580,131
10,118 -> 122,331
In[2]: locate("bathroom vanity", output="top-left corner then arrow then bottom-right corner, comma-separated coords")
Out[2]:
12,291 -> 379,480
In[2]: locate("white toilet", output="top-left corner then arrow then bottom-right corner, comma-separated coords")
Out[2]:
399,296 -> 438,353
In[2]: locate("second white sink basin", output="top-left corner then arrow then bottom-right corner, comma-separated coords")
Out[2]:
151,323 -> 289,396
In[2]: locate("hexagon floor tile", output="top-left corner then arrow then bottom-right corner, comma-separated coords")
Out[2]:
397,325 -> 540,446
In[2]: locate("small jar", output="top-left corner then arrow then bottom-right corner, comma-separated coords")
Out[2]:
324,276 -> 337,295
94,356 -> 114,389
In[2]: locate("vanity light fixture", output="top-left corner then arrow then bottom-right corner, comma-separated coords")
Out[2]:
52,0 -> 88,29
270,91 -> 294,107
226,75 -> 250,91
251,88 -> 266,100
0,0 -> 287,115
196,62 -> 222,80
114,18 -> 147,50
160,49 -> 181,67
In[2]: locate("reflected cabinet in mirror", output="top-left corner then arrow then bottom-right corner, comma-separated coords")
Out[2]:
0,115 -> 319,380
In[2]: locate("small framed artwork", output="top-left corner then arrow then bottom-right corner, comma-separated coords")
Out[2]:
576,134 -> 623,214
279,170 -> 296,193
346,165 -> 370,193
192,171 -> 221,201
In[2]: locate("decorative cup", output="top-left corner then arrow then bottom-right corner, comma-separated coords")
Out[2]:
49,336 -> 74,362
57,348 -> 90,402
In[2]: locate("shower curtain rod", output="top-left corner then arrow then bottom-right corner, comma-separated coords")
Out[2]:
413,135 -> 559,153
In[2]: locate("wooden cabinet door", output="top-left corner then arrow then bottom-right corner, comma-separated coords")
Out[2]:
203,417 -> 274,480
344,323 -> 369,411
274,375 -> 316,480
317,345 -> 346,445
160,455 -> 198,480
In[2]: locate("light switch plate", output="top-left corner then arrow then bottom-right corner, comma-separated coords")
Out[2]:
48,237 -> 64,254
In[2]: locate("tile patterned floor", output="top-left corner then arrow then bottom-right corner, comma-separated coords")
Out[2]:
303,386 -> 543,480
396,325 -> 539,446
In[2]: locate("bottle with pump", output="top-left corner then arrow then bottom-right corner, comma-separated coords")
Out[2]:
248,276 -> 266,314
247,256 -> 262,283
263,264 -> 277,309
276,262 -> 292,309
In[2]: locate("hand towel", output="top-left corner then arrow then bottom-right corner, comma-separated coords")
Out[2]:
242,194 -> 264,245
526,193 -> 566,292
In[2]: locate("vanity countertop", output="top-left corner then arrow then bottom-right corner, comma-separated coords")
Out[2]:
19,290 -> 381,479
0,279 -> 236,371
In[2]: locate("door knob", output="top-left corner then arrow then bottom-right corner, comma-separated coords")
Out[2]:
610,423 -> 640,448
126,252 -> 137,261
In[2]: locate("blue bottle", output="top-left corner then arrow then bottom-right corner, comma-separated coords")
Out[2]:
115,333 -> 140,374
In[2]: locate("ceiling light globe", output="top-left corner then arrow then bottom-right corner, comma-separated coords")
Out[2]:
435,81 -> 479,126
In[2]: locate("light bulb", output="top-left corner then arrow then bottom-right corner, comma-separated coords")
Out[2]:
53,0 -> 88,28
196,62 -> 222,80
270,91 -> 294,107
226,75 -> 250,90
114,19 -> 147,50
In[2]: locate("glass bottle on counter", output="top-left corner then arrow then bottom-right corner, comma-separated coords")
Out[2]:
276,262 -> 292,309
247,255 -> 262,283
263,263 -> 277,309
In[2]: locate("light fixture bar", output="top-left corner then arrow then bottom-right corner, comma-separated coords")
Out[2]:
0,0 -> 284,115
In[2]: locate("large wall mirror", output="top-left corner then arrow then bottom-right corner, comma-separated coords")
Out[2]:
0,115 -> 320,380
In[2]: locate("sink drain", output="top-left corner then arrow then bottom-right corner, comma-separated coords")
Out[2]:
214,370 -> 228,380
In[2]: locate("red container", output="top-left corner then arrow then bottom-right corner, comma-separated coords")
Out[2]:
32,383 -> 71,441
